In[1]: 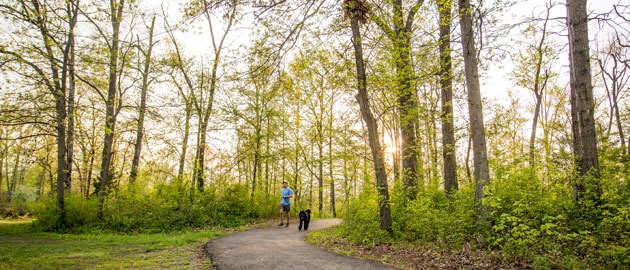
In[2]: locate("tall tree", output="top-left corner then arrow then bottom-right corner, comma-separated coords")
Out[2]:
162,15 -> 196,180
597,40 -> 629,153
344,0 -> 393,233
97,0 -> 127,218
370,0 -> 426,198
566,0 -> 601,201
129,16 -> 157,183
189,0 -> 237,191
437,0 -> 458,194
458,0 -> 490,222
0,0 -> 80,225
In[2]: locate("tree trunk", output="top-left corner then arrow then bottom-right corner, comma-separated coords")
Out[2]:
347,9 -> 393,232
438,0 -> 458,195
329,124 -> 336,218
129,16 -> 156,183
528,12 -> 550,168
64,1 -> 78,192
458,0 -> 490,222
178,102 -> 192,179
567,0 -> 601,201
393,116 -> 400,183
318,127 -> 323,214
98,0 -> 125,218
394,0 -> 419,199
0,138 -> 5,200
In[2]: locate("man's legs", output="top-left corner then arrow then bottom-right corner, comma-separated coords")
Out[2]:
278,206 -> 285,226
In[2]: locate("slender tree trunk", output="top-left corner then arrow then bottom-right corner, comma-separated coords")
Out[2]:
192,0 -> 236,192
329,125 -> 336,218
0,137 -> 5,200
318,128 -> 323,214
393,116 -> 400,183
567,0 -> 601,201
613,94 -> 625,151
438,0 -> 458,195
130,17 -> 156,183
65,1 -> 78,192
459,0 -> 490,222
179,106 -> 191,178
98,0 -> 125,218
529,12 -> 550,168
310,144 -> 314,209
252,123 -> 262,197
346,8 -> 393,232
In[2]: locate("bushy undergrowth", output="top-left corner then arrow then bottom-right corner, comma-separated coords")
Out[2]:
339,156 -> 630,268
31,180 -> 280,233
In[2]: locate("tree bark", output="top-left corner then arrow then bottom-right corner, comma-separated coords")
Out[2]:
458,0 -> 490,223
566,0 -> 601,201
98,0 -> 125,218
528,10 -> 551,168
346,5 -> 393,232
318,123 -> 324,214
438,0 -> 457,195
329,116 -> 336,217
192,1 -> 236,192
64,0 -> 79,192
129,16 -> 156,183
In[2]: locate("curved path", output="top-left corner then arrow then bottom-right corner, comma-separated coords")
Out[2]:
204,219 -> 397,270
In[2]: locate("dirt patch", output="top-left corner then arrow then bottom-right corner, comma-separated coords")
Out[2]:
313,237 -> 531,269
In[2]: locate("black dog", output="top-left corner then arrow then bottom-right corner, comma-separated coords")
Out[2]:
298,209 -> 311,231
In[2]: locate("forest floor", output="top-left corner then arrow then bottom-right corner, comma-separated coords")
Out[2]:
205,218 -> 397,269
307,226 -> 525,269
0,218 -> 279,269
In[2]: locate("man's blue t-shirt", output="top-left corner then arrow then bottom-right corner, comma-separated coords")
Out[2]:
280,188 -> 294,205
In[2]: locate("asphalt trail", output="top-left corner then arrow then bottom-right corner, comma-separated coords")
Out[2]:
204,219 -> 397,270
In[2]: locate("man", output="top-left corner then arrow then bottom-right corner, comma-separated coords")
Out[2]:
278,181 -> 294,227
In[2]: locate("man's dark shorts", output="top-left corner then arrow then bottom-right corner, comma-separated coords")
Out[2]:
279,204 -> 290,212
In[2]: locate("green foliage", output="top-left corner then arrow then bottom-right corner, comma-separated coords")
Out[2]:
31,180 -> 279,233
331,154 -> 630,268
338,186 -> 391,247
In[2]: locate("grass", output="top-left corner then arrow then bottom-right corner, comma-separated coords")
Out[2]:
0,218 -> 279,270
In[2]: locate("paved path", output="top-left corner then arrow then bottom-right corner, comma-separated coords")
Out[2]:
204,219 -> 397,270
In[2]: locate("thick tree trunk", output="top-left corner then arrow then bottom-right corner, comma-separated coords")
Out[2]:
458,0 -> 490,222
348,12 -> 393,232
55,98 -> 67,220
438,0 -> 458,195
130,17 -> 156,183
98,0 -> 125,218
65,2 -> 79,193
393,0 -> 419,198
393,116 -> 400,183
567,0 -> 601,201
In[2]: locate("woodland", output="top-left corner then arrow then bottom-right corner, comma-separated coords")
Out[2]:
0,0 -> 629,268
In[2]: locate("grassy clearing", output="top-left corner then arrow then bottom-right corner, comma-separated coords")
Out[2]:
0,218 -> 278,270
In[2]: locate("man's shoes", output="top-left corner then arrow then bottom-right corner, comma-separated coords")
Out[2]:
284,223 -> 289,227
278,222 -> 284,226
